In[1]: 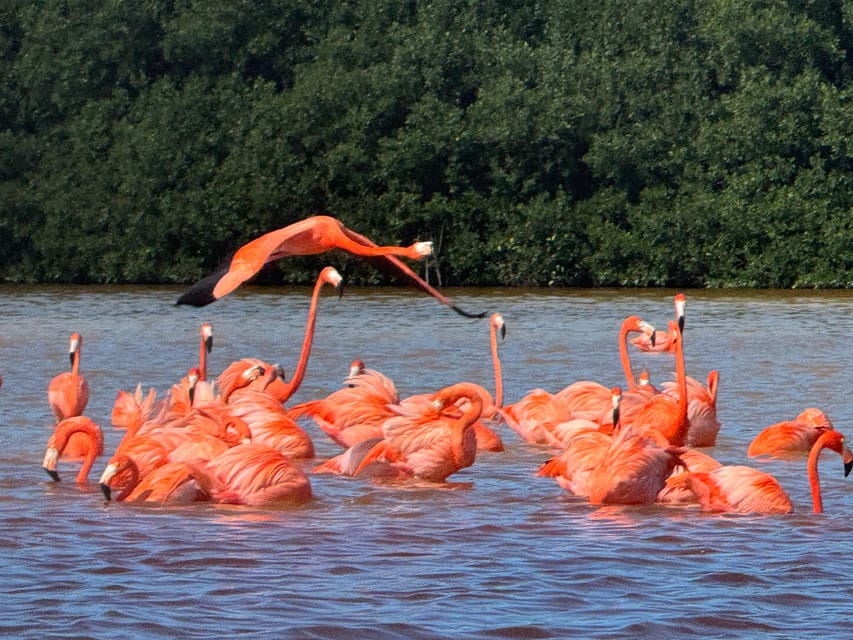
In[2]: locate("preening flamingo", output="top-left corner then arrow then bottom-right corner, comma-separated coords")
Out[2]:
201,442 -> 313,506
175,214 -> 485,318
538,388 -> 684,505
99,455 -> 209,505
682,430 -> 852,514
631,293 -> 686,352
748,408 -> 835,459
314,382 -> 483,483
47,332 -> 91,458
287,360 -> 399,448
42,416 -> 104,483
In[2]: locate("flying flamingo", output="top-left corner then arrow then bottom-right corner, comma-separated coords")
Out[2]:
631,293 -> 686,352
681,430 -> 852,514
175,214 -> 485,318
42,416 -> 104,483
747,407 -> 835,459
47,332 -> 91,458
314,382 -> 484,483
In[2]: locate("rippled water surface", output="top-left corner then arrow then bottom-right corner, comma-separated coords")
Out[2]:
2,284 -> 852,639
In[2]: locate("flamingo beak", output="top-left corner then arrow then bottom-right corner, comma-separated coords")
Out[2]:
44,468 -> 60,482
650,331 -> 656,348
42,447 -> 60,481
204,335 -> 213,353
500,324 -> 506,340
100,483 -> 112,500
843,449 -> 852,477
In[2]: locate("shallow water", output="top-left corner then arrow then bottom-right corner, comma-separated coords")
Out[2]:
2,284 -> 852,639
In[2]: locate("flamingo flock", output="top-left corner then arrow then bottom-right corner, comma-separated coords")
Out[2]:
36,218 -> 852,515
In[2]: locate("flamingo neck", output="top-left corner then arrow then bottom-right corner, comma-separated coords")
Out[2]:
671,325 -> 689,447
71,349 -> 81,378
199,342 -> 207,382
807,431 -> 833,514
280,276 -> 329,403
490,324 -> 503,409
116,459 -> 140,502
619,322 -> 637,389
55,420 -> 102,483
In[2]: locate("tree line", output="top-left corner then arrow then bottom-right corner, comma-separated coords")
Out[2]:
2,0 -> 852,289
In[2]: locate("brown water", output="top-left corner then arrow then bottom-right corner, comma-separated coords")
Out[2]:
2,284 -> 851,639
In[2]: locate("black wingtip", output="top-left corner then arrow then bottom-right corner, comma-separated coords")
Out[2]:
175,272 -> 223,307
452,304 -> 488,319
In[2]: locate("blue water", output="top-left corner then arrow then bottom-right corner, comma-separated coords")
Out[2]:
1,284 -> 851,639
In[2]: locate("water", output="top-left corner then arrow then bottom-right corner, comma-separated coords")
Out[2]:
2,284 -> 852,639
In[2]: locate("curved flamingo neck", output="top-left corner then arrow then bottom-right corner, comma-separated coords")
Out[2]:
55,419 -> 102,483
707,370 -> 719,408
280,269 -> 339,403
490,314 -> 504,408
807,431 -> 837,514
115,457 -> 141,502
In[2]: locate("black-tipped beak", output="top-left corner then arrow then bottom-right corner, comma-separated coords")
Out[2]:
205,335 -> 213,353
500,324 -> 506,340
844,459 -> 852,478
678,315 -> 685,334
650,332 -> 656,348
44,468 -> 60,482
68,352 -> 75,367
100,483 -> 112,500
336,283 -> 344,299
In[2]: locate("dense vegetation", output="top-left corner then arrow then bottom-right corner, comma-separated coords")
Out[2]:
3,0 -> 853,289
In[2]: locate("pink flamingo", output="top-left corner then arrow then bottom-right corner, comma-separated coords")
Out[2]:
538,388 -> 684,505
748,408 -> 835,459
176,214 -> 484,317
682,430 -> 852,514
631,293 -> 686,352
42,416 -> 104,483
47,332 -> 91,457
314,382 -> 483,483
99,455 -> 209,505
200,442 -> 313,506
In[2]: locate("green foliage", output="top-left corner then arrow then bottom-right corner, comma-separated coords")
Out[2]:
1,1 -> 853,288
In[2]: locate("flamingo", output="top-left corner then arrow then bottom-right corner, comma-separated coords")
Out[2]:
175,214 -> 485,318
47,333 -> 91,457
748,408 -> 835,459
626,320 -> 690,447
99,455 -> 210,505
287,360 -> 400,448
538,388 -> 684,505
42,416 -> 104,483
681,430 -> 852,514
631,293 -> 686,352
314,382 -> 483,483
200,442 -> 313,506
